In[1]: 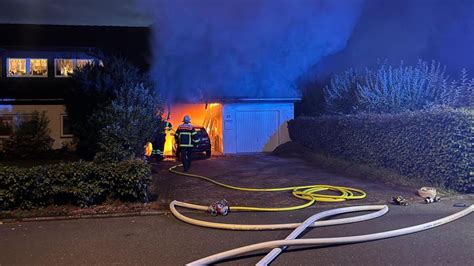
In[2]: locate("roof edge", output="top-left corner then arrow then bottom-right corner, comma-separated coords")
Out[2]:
0,23 -> 151,29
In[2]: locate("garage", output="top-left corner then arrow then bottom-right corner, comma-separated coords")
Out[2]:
165,98 -> 298,155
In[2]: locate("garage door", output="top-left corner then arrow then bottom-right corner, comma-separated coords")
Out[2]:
235,110 -> 280,153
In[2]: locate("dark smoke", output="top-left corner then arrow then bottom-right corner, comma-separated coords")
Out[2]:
143,0 -> 364,102
316,0 -> 474,78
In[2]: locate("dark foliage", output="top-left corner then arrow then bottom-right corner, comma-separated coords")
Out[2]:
320,60 -> 473,115
289,107 -> 473,192
65,56 -> 155,160
93,83 -> 163,163
3,111 -> 53,159
296,80 -> 326,116
0,159 -> 151,210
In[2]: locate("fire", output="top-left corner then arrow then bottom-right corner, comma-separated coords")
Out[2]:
163,103 -> 223,156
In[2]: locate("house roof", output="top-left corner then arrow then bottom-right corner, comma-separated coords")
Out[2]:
0,23 -> 151,69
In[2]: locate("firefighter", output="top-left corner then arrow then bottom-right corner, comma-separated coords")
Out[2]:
175,115 -> 200,171
151,120 -> 172,161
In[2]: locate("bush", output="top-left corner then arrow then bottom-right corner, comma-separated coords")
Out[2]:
0,159 -> 151,210
324,60 -> 473,114
65,56 -> 159,160
93,83 -> 163,163
3,111 -> 53,159
289,107 -> 473,192
296,79 -> 327,116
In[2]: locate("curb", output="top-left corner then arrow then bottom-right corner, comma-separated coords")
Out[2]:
0,210 -> 167,224
443,194 -> 474,201
2,195 -> 472,224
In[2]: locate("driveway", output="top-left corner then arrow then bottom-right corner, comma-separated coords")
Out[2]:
153,153 -> 419,210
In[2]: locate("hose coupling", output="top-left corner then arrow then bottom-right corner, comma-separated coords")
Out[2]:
425,196 -> 441,204
393,196 -> 409,206
208,199 -> 230,216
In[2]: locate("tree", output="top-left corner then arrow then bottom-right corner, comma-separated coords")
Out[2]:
65,56 -> 161,160
93,83 -> 163,163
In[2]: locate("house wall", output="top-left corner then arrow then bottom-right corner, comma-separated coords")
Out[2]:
222,102 -> 294,153
0,104 -> 71,150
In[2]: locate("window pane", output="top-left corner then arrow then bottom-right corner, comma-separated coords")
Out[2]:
30,59 -> 48,76
8,58 -> 27,76
76,59 -> 94,69
62,115 -> 72,136
0,116 -> 14,136
55,59 -> 74,77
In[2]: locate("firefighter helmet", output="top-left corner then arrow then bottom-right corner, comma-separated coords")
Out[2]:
183,115 -> 191,123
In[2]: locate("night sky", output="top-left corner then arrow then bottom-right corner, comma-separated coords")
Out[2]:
0,0 -> 152,26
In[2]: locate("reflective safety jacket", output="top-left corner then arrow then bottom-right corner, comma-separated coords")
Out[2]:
144,142 -> 153,157
175,123 -> 200,148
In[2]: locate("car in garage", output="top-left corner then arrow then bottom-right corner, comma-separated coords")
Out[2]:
174,126 -> 212,158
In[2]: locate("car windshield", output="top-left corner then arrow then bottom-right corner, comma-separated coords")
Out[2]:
195,128 -> 207,137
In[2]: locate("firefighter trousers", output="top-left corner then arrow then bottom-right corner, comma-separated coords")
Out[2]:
181,147 -> 192,172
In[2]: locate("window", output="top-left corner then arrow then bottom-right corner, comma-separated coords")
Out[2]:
7,58 -> 27,77
76,59 -> 94,69
7,58 -> 48,77
55,59 -> 74,77
0,115 -> 14,137
61,114 -> 73,137
55,59 -> 94,77
29,59 -> 48,77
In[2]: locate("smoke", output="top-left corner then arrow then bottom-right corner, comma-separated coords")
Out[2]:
316,0 -> 474,78
143,0 -> 365,102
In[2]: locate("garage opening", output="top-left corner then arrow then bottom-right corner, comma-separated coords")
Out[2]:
163,103 -> 223,156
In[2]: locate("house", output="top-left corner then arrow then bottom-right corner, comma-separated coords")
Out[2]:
0,23 -> 299,154
0,23 -> 150,149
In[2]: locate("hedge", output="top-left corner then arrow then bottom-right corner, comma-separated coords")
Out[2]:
289,107 -> 473,193
0,159 -> 152,210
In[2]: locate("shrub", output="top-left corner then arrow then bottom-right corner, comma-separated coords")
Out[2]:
296,79 -> 327,116
3,111 -> 53,159
324,60 -> 473,114
65,56 -> 159,160
0,159 -> 151,210
289,107 -> 474,192
93,83 -> 163,163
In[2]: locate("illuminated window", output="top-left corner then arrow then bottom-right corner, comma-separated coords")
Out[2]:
76,59 -> 94,69
0,115 -> 14,137
55,59 -> 74,77
7,58 -> 27,77
55,59 -> 94,77
7,58 -> 48,77
29,59 -> 48,77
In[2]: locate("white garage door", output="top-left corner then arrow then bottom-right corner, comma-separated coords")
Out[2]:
235,110 -> 280,153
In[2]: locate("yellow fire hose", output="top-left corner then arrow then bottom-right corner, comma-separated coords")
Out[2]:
169,164 -> 366,212
168,164 -> 474,265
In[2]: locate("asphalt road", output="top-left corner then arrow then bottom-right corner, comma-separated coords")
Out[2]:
1,200 -> 473,265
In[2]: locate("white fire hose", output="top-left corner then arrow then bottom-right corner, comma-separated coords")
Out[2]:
171,201 -> 474,265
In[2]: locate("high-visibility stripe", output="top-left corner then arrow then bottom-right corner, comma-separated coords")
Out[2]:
178,132 -> 193,146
